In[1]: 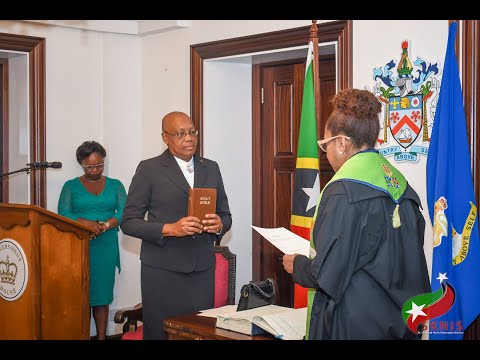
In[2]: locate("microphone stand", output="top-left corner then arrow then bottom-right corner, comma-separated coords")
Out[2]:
0,166 -> 33,179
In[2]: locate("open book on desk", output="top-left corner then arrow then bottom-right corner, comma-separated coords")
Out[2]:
216,305 -> 307,340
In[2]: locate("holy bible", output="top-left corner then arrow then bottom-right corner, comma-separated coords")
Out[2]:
188,188 -> 217,220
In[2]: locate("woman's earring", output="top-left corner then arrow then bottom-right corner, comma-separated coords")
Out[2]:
339,151 -> 344,155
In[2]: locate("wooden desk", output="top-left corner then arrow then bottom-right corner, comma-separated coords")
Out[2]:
163,313 -> 274,340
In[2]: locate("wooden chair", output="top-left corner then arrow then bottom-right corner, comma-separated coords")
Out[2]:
114,245 -> 236,340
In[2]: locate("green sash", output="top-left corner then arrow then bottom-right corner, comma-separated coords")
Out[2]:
304,150 -> 407,339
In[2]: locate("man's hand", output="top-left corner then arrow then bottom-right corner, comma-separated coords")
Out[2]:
202,214 -> 223,234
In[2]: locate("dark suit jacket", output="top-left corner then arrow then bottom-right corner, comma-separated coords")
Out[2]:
120,149 -> 232,273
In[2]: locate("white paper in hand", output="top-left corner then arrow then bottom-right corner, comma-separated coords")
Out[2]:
251,226 -> 313,257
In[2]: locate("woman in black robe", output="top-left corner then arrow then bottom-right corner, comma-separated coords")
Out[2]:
283,89 -> 431,340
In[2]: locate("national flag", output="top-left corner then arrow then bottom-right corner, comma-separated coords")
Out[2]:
290,40 -> 320,309
426,21 -> 480,340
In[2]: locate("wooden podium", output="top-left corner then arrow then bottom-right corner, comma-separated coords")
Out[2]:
0,203 -> 94,339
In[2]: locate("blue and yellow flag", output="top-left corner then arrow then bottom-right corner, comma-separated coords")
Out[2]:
426,21 -> 480,340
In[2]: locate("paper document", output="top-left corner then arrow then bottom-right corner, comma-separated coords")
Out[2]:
216,304 -> 307,340
198,305 -> 238,318
251,226 -> 313,257
252,307 -> 307,340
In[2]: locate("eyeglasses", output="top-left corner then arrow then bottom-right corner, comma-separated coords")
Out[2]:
82,163 -> 104,171
317,135 -> 351,152
163,130 -> 199,139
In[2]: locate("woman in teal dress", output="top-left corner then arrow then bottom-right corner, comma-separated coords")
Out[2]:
58,141 -> 127,340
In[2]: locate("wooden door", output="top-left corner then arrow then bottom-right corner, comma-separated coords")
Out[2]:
253,55 -> 336,307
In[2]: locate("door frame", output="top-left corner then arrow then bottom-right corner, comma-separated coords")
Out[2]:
191,21 -> 352,154
1,58 -> 8,203
0,32 -> 46,207
190,21 -> 353,279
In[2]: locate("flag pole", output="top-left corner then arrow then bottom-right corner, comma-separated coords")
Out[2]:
310,21 -> 321,175
291,21 -> 322,309
310,21 -> 320,128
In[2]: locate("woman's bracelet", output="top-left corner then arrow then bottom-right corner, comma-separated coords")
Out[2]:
97,220 -> 111,230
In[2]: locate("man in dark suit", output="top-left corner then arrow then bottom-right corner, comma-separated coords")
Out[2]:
120,111 -> 232,340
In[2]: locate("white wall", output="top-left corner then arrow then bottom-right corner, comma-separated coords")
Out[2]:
204,61 -> 252,302
353,20 -> 449,278
0,20 -> 451,336
100,33 -> 142,335
140,20 -> 322,160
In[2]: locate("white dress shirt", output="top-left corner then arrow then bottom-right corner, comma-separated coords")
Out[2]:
174,156 -> 194,188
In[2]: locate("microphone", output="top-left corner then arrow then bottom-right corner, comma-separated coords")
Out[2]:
26,162 -> 62,169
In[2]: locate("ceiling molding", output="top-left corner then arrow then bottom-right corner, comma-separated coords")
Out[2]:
138,20 -> 191,36
20,20 -> 190,36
